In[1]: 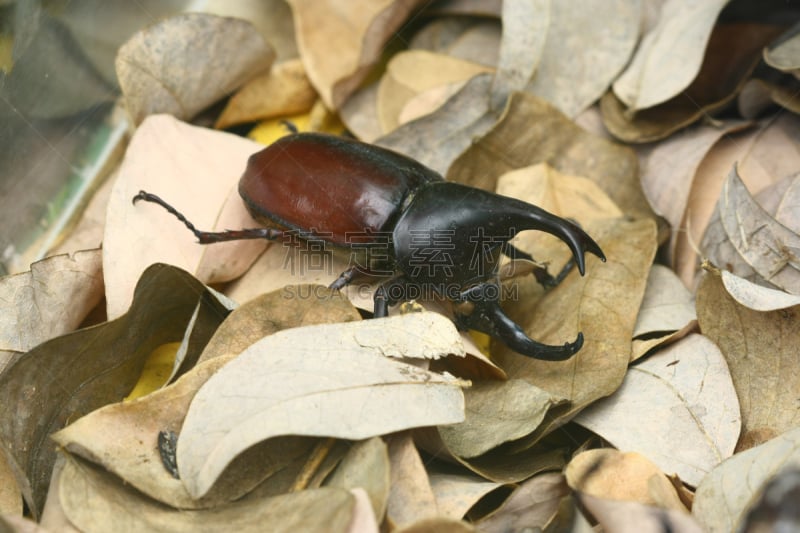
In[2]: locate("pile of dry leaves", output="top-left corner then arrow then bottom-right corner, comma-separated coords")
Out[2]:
1,1 -> 800,531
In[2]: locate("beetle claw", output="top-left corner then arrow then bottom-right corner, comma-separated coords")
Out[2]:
454,285 -> 583,360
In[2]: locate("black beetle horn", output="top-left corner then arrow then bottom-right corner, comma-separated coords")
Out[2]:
454,284 -> 583,360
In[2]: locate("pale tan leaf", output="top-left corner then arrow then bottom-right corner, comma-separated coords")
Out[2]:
325,438 -> 390,521
693,427 -> 800,533
58,455 -> 355,533
437,380 -> 563,459
377,50 -> 492,133
288,0 -> 426,110
177,313 -> 466,498
720,269 -> 800,311
0,451 -> 20,515
632,264 -> 696,345
696,268 -> 800,450
215,59 -> 317,129
385,433 -> 438,527
737,78 -> 800,119
566,449 -> 686,511
393,517 -> 476,533
201,0 -> 298,60
397,82 -> 467,126
702,165 -> 800,294
474,473 -> 568,532
116,13 -> 274,125
0,249 -> 102,354
428,471 -> 503,521
612,0 -> 730,111
574,334 -> 740,486
340,82 -> 384,143
764,23 -> 800,73
521,0 -> 640,117
346,488 -> 380,533
103,114 -> 267,319
580,493 -> 704,533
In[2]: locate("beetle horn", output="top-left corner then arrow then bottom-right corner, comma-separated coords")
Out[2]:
454,285 -> 582,360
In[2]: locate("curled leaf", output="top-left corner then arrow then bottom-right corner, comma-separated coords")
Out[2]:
116,13 -> 274,125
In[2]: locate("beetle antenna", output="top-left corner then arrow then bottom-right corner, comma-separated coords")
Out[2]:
132,190 -> 284,244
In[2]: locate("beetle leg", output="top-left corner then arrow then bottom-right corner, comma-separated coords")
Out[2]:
453,283 -> 582,360
373,275 -> 411,318
329,267 -> 358,291
133,191 -> 285,244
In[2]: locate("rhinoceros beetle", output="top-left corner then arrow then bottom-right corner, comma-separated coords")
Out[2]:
134,132 -> 605,360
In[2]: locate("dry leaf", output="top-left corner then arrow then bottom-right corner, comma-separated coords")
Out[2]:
566,449 -> 686,511
437,380 -> 563,459
116,13 -> 274,125
520,0 -> 640,117
103,114 -> 267,319
0,263 -> 210,517
409,17 -> 501,66
288,0 -> 426,110
574,334 -> 740,486
674,114 -> 800,287
0,451 -> 20,516
201,0 -> 298,60
58,455 -> 355,533
340,81 -> 384,142
631,264 -> 697,360
451,444 -> 567,484
325,438 -> 390,521
720,269 -> 800,311
602,24 -> 783,143
696,268 -> 800,451
579,493 -> 704,533
385,433 -> 439,527
612,0 -> 729,111
0,249 -> 102,354
701,165 -> 800,294
427,471 -> 503,521
347,488 -> 380,533
177,313 -> 466,498
215,59 -> 317,129
738,77 -> 800,119
496,218 -> 657,433
735,467 -> 800,533
393,517 -> 476,533
447,92 -> 653,222
377,50 -> 492,133
693,427 -> 800,533
639,120 -> 751,260
377,73 -> 498,176
764,22 -> 800,73
199,285 -> 361,364
474,473 -> 568,532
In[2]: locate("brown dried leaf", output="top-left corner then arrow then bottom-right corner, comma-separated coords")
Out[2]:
738,77 -> 800,119
385,433 -> 438,527
452,440 -> 567,484
474,473 -> 568,532
409,17 -> 501,66
377,50 -> 492,133
215,59 -> 317,129
701,165 -> 800,294
58,455 -> 355,533
104,114 -> 267,319
495,218 -> 657,431
199,285 -> 361,364
0,452 -> 20,515
116,13 -> 274,125
201,0 -> 298,60
612,0 -> 729,111
0,249 -> 102,355
437,380 -> 564,459
693,427 -> 800,533
393,517 -> 476,533
566,449 -> 686,511
0,263 -> 209,517
447,92 -> 653,222
178,314 -> 466,498
288,0 -> 426,110
697,268 -> 800,450
574,334 -> 740,486
602,24 -> 783,143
